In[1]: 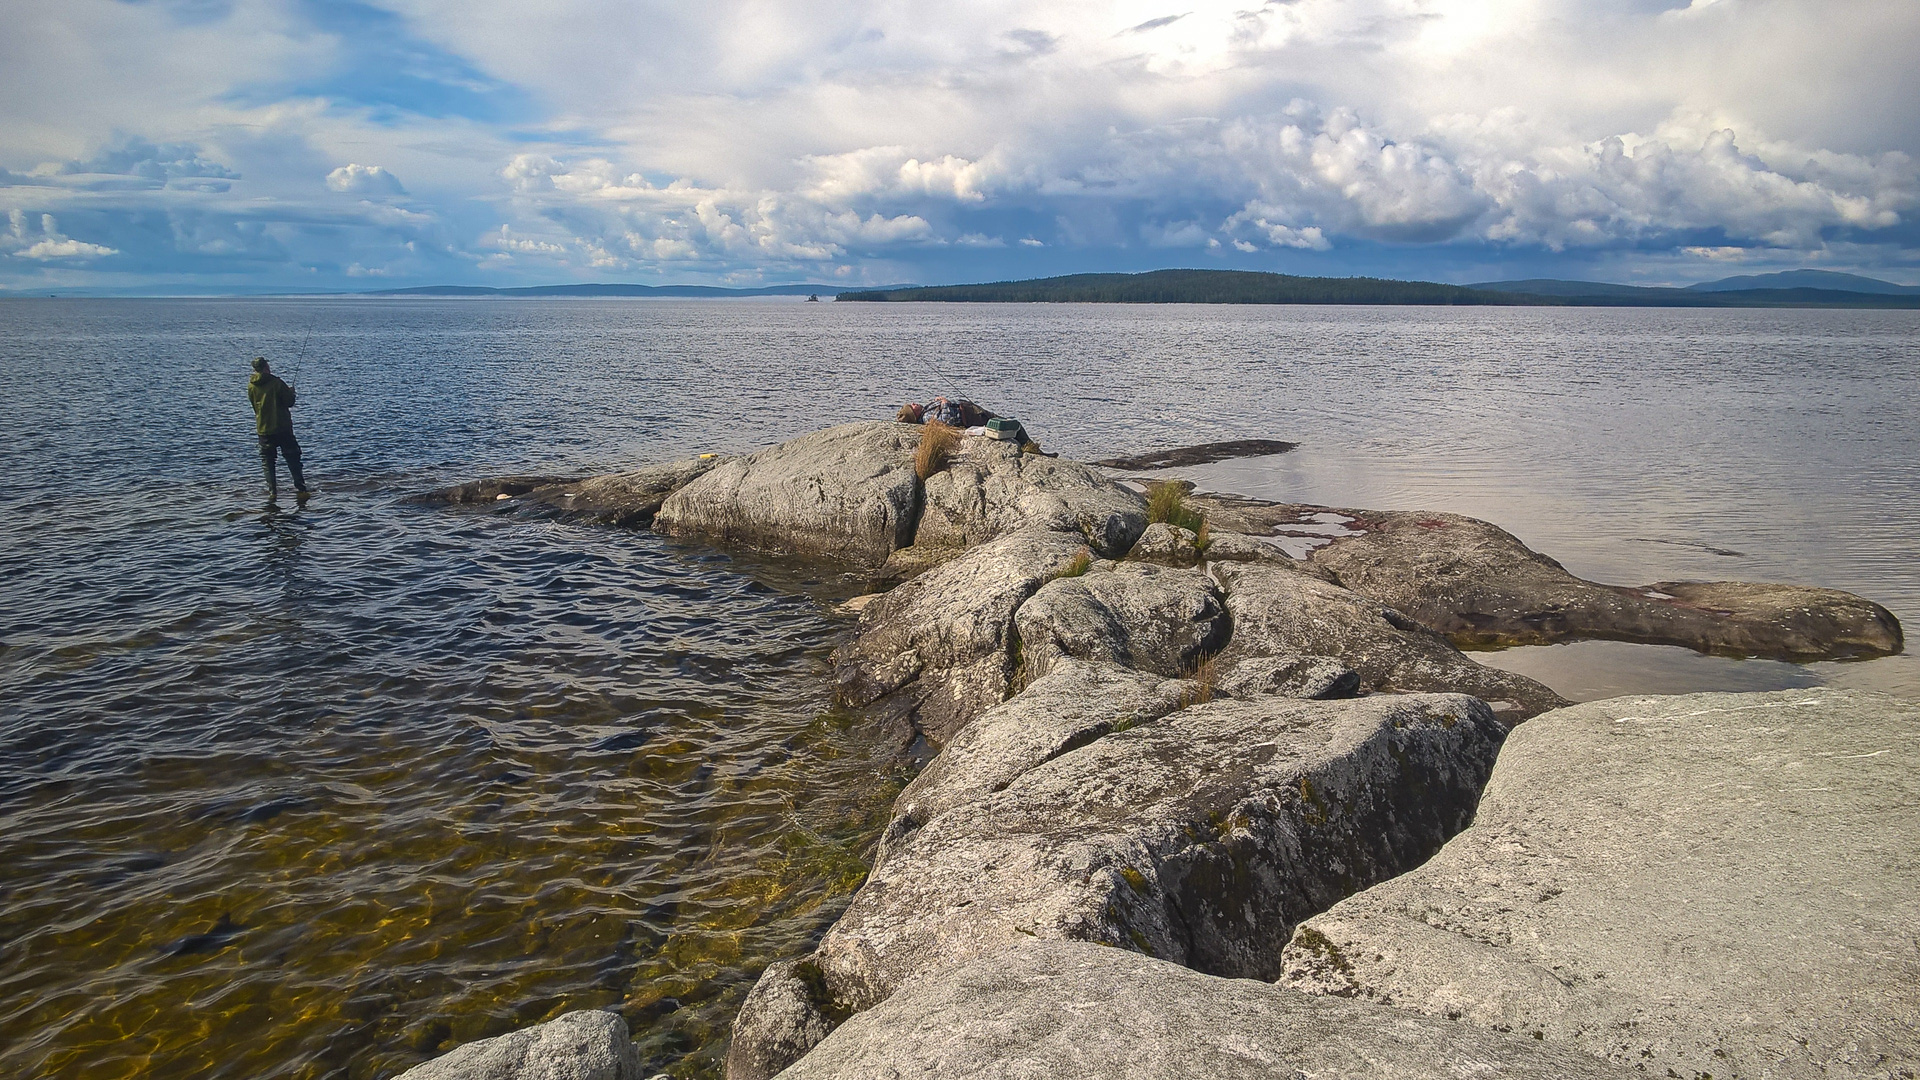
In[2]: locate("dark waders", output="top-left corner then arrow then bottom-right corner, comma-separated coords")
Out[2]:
259,430 -> 307,499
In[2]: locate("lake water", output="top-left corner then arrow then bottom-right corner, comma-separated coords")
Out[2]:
1,298 -> 1914,1079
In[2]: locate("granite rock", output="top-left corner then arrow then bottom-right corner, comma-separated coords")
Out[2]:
915,436 -> 1147,557
833,529 -> 1092,742
778,939 -> 1634,1080
877,658 -> 1193,866
395,1010 -> 642,1080
1013,562 -> 1231,680
655,422 -> 922,566
1212,561 -> 1569,719
1280,688 -> 1920,1080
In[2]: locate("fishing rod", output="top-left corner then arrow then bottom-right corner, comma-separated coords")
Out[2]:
287,311 -> 317,389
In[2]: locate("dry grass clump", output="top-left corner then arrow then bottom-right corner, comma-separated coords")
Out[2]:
1178,653 -> 1218,707
1059,549 -> 1093,578
1146,481 -> 1207,535
915,422 -> 962,480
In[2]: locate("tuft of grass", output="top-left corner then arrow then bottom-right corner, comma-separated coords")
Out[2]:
1060,549 -> 1093,578
915,422 -> 962,480
1193,519 -> 1211,552
1145,481 -> 1207,535
1178,654 -> 1217,707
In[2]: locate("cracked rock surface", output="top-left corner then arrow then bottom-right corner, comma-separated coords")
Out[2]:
915,436 -> 1147,557
1280,688 -> 1920,1080
833,529 -> 1091,742
1014,561 -> 1230,680
655,422 -> 923,566
778,939 -> 1634,1080
1212,560 -> 1570,719
727,693 -> 1510,1078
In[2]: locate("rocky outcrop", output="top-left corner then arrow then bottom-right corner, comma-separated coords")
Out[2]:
915,435 -> 1147,557
723,960 -> 837,1080
1212,561 -> 1570,718
1194,499 -> 1904,661
655,422 -> 923,566
1013,562 -> 1230,680
394,1010 -> 642,1080
779,940 -> 1634,1080
833,529 -> 1091,741
878,658 -> 1193,864
411,457 -> 722,528
1214,654 -> 1360,700
1125,521 -> 1202,566
728,693 -> 1509,1077
1090,438 -> 1299,470
1280,688 -> 1920,1080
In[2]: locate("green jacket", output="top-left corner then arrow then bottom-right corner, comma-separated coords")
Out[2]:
248,373 -> 296,436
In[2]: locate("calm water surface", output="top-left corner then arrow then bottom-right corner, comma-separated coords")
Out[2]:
1,298 -> 1914,1079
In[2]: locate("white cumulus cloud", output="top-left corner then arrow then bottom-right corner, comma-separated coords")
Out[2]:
326,164 -> 407,197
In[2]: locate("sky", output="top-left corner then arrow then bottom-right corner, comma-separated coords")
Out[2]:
1,0 -> 1916,293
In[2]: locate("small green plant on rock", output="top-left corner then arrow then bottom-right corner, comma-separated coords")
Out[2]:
1146,481 -> 1207,536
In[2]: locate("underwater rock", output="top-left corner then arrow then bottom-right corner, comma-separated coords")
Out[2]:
1280,688 -> 1920,1080
394,1010 -> 642,1080
655,422 -> 923,566
778,939 -> 1633,1080
833,528 -> 1091,743
1013,561 -> 1230,680
1211,561 -> 1570,719
726,693 -> 1508,1078
411,457 -> 722,528
1089,438 -> 1299,471
915,435 -> 1148,557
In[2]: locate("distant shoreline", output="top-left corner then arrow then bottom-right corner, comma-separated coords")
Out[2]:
836,269 -> 1920,309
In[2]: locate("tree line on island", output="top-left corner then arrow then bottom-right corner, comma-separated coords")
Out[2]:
833,268 -> 1920,307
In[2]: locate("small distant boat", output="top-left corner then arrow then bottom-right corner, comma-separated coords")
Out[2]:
806,293 -> 820,302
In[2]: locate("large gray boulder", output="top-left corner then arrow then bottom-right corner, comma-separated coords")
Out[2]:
833,529 -> 1091,742
1280,688 -> 1920,1080
725,960 -> 836,1080
654,422 -> 922,566
396,1010 -> 642,1080
1013,562 -> 1230,681
1194,499 -> 1904,661
878,658 -> 1193,865
1212,561 -> 1570,719
816,693 -> 1505,1006
725,692 -> 1508,1080
778,939 -> 1634,1080
915,436 -> 1147,557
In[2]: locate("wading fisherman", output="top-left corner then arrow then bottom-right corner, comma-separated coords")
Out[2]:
247,356 -> 309,503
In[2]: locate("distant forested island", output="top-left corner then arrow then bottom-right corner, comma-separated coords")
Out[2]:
836,269 -> 1920,308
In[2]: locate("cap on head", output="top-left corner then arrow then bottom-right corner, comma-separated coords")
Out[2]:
896,402 -> 925,424
252,357 -> 268,372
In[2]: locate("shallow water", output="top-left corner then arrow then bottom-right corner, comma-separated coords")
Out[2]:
0,298 -> 1914,1079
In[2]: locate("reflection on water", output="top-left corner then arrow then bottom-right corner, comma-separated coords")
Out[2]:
0,298 -> 1914,1079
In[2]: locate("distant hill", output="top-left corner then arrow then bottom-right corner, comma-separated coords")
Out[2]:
370,283 -> 881,298
1687,270 -> 1920,295
839,270 -> 1524,305
844,270 -> 1920,308
1474,278 -> 1920,308
1471,279 -> 1671,299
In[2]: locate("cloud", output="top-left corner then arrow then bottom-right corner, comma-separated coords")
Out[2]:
2,1 -> 1918,289
4,212 -> 119,260
326,163 -> 408,196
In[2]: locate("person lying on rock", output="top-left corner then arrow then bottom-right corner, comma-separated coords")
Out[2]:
896,397 -> 996,428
